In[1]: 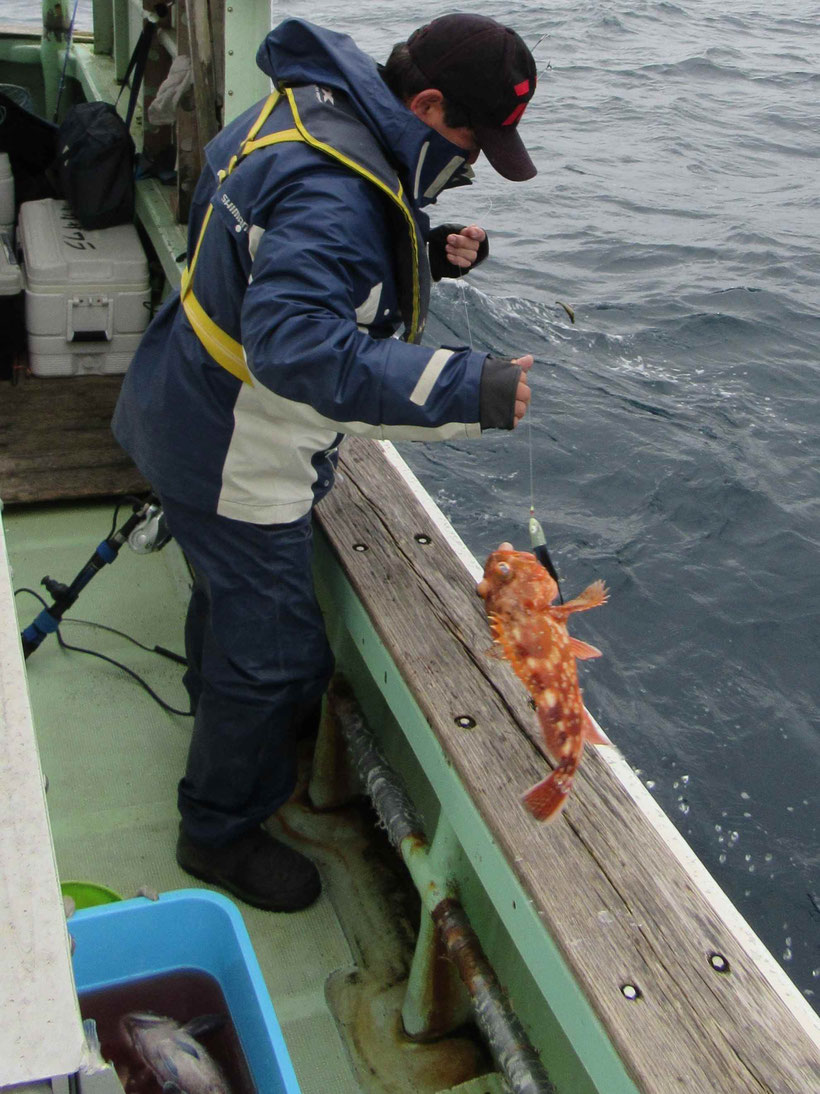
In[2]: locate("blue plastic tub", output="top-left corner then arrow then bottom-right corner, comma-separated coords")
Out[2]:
69,888 -> 301,1093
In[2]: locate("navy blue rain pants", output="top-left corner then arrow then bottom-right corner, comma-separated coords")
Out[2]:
160,494 -> 334,846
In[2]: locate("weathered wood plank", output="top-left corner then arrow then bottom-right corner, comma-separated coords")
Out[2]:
0,376 -> 148,504
176,0 -> 201,224
315,435 -> 820,1094
186,0 -> 220,149
208,0 -> 225,123
141,1 -> 174,165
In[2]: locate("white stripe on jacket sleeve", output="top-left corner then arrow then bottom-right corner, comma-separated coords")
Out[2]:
409,348 -> 453,406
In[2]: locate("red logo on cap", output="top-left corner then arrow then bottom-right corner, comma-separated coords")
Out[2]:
502,79 -> 531,126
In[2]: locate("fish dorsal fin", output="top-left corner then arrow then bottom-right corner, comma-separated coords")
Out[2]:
127,1010 -> 165,1026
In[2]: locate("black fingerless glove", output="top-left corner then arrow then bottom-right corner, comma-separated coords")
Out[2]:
427,224 -> 490,282
479,356 -> 521,431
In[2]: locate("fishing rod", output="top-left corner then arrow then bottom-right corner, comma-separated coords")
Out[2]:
53,0 -> 80,122
19,496 -> 171,659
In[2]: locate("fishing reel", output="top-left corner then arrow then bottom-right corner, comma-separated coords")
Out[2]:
20,495 -> 172,659
127,500 -> 171,553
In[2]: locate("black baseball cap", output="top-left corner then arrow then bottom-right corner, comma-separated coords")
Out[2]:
407,13 -> 537,181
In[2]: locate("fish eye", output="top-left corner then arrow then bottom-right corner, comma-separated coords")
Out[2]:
496,562 -> 511,577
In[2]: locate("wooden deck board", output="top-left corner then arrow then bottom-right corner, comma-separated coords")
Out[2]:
0,375 -> 148,505
315,435 -> 820,1094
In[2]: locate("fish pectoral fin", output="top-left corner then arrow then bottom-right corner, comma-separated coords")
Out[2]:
183,1013 -> 226,1040
554,579 -> 609,617
582,709 -> 613,746
568,636 -> 602,660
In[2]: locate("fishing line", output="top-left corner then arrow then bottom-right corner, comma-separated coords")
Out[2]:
525,376 -> 563,601
530,30 -> 553,79
528,413 -> 536,514
454,195 -> 494,351
456,266 -> 473,346
454,223 -> 563,599
525,407 -> 564,599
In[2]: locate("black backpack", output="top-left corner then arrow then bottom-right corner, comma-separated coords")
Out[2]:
55,101 -> 135,230
54,19 -> 156,230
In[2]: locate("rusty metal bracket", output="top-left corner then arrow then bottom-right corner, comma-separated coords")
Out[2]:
327,676 -> 557,1094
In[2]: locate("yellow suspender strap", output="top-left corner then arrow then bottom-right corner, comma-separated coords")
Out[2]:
281,88 -> 422,343
179,239 -> 251,384
179,91 -> 302,386
179,86 -> 423,381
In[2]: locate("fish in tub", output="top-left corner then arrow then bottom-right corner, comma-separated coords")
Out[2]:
80,968 -> 255,1094
120,1011 -> 232,1094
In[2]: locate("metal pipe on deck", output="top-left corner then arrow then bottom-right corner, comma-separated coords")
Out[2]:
327,677 -> 557,1094
432,899 -> 555,1094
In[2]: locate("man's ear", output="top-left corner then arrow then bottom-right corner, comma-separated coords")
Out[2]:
406,88 -> 445,122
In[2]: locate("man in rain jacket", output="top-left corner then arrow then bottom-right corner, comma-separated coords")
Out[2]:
113,14 -> 539,911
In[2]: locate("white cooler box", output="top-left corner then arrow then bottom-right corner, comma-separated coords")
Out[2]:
18,198 -> 150,377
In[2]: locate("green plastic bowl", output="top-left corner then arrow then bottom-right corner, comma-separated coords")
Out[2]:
61,881 -> 123,909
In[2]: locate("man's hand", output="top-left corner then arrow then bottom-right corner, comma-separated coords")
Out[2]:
445,224 -> 486,269
512,355 -> 533,427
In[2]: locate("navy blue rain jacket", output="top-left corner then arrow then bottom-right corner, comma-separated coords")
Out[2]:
113,19 -> 517,524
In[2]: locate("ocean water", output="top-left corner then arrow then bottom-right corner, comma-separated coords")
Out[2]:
293,0 -> 820,1011
4,0 -> 818,1009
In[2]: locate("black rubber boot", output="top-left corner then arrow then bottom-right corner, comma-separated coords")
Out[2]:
176,824 -> 321,912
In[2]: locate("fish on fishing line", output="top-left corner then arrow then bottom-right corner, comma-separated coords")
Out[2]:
477,543 -> 611,821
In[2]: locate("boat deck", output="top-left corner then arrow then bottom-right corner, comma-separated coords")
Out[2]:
0,375 -> 147,504
3,501 -> 500,1094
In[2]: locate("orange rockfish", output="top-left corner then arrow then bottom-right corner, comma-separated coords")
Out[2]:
477,542 -> 610,821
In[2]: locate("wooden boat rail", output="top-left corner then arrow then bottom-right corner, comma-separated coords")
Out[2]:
314,436 -> 820,1093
